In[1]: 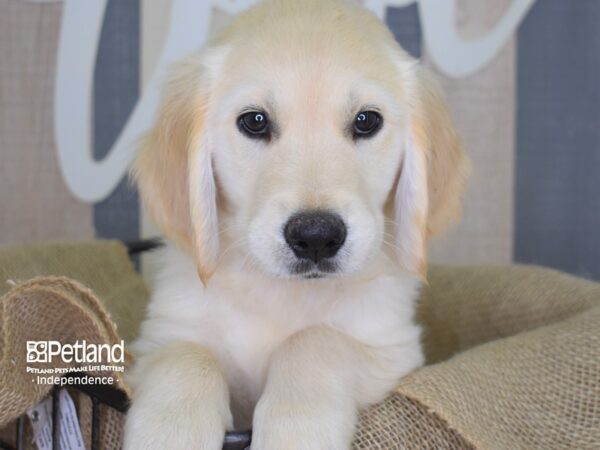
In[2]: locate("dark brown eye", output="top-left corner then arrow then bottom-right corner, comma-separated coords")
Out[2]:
238,111 -> 270,138
353,111 -> 382,138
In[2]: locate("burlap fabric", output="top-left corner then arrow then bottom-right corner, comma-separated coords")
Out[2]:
1,242 -> 599,449
0,241 -> 148,449
0,241 -> 148,343
353,266 -> 600,449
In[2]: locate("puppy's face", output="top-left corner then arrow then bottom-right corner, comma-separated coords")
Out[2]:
211,50 -> 405,279
134,1 -> 468,283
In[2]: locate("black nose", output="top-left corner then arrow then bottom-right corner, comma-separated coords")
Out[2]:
284,211 -> 347,263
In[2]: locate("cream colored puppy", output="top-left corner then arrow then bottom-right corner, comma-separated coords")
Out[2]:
124,0 -> 468,449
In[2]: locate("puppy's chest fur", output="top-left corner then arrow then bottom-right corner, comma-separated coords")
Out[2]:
133,245 -> 422,428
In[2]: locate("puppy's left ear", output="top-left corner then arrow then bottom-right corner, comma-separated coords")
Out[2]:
394,63 -> 470,277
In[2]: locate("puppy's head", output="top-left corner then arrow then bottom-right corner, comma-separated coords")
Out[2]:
133,0 -> 469,284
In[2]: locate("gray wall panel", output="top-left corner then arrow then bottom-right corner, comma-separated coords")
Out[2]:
385,4 -> 422,58
93,0 -> 140,243
515,0 -> 600,280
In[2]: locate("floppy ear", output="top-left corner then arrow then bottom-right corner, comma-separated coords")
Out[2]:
394,64 -> 470,277
132,52 -> 223,284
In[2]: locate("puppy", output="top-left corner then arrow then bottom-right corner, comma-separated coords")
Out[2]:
124,0 -> 468,448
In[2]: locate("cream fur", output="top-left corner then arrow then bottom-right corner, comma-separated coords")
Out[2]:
125,1 -> 468,449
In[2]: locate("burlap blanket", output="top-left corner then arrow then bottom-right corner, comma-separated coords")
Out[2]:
0,242 -> 148,449
1,241 -> 599,449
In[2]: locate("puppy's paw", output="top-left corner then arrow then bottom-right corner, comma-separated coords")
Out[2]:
124,341 -> 233,450
251,395 -> 355,450
123,401 -> 232,450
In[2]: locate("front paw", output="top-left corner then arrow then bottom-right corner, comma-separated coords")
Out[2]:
251,395 -> 356,450
123,402 -> 231,450
124,341 -> 233,449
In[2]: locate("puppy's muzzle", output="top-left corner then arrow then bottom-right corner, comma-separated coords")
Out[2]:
284,211 -> 347,263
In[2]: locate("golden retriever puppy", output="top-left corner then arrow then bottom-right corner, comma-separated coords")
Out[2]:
124,0 -> 468,448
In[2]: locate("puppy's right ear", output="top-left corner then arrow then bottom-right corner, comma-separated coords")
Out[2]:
132,49 -> 227,284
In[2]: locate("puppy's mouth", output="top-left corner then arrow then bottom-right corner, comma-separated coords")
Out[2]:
303,273 -> 324,279
290,259 -> 338,279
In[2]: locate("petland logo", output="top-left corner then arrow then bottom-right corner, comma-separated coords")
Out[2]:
26,340 -> 125,364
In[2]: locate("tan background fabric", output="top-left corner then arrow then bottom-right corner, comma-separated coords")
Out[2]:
427,0 -> 515,265
0,1 -> 94,245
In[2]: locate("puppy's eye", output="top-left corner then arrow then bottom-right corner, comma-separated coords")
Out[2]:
238,111 -> 270,139
353,111 -> 382,138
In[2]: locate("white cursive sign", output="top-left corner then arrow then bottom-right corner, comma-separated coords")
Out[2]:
55,0 -> 536,202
